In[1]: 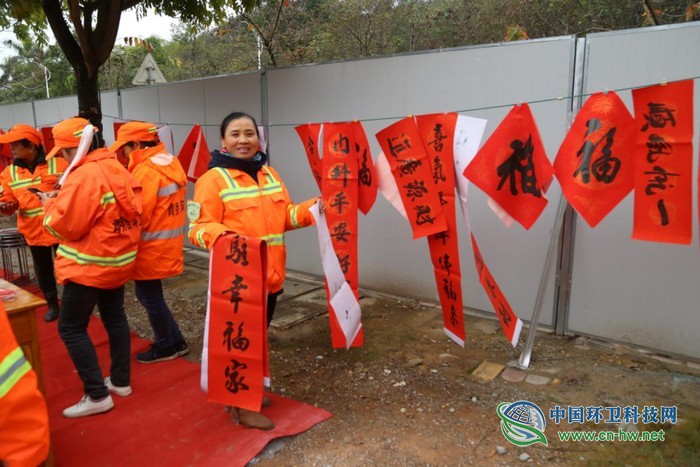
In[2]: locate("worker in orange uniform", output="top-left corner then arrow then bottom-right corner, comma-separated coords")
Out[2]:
0,124 -> 68,322
110,121 -> 189,363
40,118 -> 142,418
188,111 -> 322,430
0,302 -> 50,466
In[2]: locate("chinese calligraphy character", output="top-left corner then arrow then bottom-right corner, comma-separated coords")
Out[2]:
432,155 -> 446,184
496,135 -> 541,197
414,205 -> 436,226
641,103 -> 676,131
113,217 -> 131,234
646,134 -> 672,163
443,278 -> 457,300
432,231 -> 449,246
386,133 -> 412,158
222,275 -> 248,314
573,119 -> 621,184
225,236 -> 249,266
449,304 -> 459,326
331,163 -> 351,188
403,179 -> 428,202
428,124 -> 446,152
358,148 -> 372,187
222,321 -> 250,352
332,133 -> 351,154
224,359 -> 249,394
396,158 -> 422,177
337,253 -> 350,274
330,192 -> 350,214
330,222 -> 351,243
497,302 -> 512,326
644,166 -> 679,195
438,253 -> 453,274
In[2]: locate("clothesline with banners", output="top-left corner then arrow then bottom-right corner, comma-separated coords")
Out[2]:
91,74 -> 700,129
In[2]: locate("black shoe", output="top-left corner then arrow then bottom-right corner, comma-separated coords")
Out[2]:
44,306 -> 59,322
175,340 -> 190,357
136,345 -> 178,364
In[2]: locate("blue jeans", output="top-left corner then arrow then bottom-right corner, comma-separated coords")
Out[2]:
134,279 -> 184,351
58,282 -> 130,399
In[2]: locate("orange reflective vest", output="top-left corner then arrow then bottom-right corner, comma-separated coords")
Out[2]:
128,143 -> 186,280
43,148 -> 143,289
0,157 -> 68,246
188,165 -> 316,293
0,303 -> 50,467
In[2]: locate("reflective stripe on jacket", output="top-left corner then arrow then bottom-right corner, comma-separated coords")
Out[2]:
0,304 -> 50,466
129,143 -> 186,280
0,157 -> 68,246
43,148 -> 142,289
188,165 -> 316,293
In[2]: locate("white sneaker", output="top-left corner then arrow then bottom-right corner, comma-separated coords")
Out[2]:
63,394 -> 114,418
105,377 -> 133,397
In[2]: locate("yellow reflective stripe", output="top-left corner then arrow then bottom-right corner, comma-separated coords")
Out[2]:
221,186 -> 260,202
47,157 -> 57,175
215,168 -> 237,190
288,205 -> 301,228
57,245 -> 137,267
20,207 -> 44,218
260,233 -> 284,246
43,215 -> 64,240
196,227 -> 207,249
10,166 -> 17,183
0,347 -> 31,398
100,192 -> 116,207
9,178 -> 41,190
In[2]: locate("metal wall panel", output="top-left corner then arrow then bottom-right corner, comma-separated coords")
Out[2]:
569,23 -> 700,357
0,103 -> 34,128
266,38 -> 576,327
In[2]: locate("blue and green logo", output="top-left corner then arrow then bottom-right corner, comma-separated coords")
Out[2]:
497,400 -> 548,447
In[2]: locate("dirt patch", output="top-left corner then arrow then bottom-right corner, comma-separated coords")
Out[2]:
121,259 -> 699,466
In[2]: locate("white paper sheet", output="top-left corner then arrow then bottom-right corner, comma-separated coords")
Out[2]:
376,150 -> 408,219
310,203 -> 362,348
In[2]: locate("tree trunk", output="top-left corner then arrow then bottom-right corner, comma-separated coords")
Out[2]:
75,62 -> 103,137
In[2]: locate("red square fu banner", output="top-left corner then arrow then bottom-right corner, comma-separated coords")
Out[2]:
632,80 -> 694,244
555,92 -> 635,227
465,103 -> 553,230
207,234 -> 269,412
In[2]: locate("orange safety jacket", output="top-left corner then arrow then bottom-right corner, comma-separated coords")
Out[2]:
43,148 -> 143,289
0,303 -> 50,467
0,156 -> 68,246
128,143 -> 187,280
188,165 -> 316,293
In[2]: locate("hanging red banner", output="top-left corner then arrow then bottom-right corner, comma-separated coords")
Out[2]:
415,112 -> 466,345
322,122 -> 364,348
207,234 -> 269,411
554,92 -> 635,227
376,117 -> 448,238
464,104 -> 553,230
40,126 -> 55,155
295,123 -> 323,191
354,122 -> 378,214
632,80 -> 694,244
0,129 -> 11,167
470,233 -> 521,346
178,125 -> 211,182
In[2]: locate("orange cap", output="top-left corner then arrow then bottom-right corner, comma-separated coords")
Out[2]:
109,121 -> 159,152
47,117 -> 91,159
0,124 -> 42,146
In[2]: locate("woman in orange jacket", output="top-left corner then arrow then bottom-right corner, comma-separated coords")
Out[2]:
110,121 -> 189,363
188,111 -> 322,430
0,302 -> 50,467
41,117 -> 142,418
0,124 -> 68,321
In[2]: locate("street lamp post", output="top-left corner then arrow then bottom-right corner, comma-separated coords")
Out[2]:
31,61 -> 51,99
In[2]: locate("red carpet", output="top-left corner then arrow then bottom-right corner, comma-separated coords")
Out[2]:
35,305 -> 332,467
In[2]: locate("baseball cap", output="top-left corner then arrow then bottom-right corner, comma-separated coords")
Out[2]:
46,117 -> 92,159
0,124 -> 42,146
109,121 -> 159,152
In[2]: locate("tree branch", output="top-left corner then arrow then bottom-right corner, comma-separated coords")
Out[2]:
643,0 -> 660,25
93,0 -> 123,65
42,0 -> 82,70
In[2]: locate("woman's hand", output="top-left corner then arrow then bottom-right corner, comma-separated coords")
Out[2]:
37,190 -> 58,204
317,197 -> 326,214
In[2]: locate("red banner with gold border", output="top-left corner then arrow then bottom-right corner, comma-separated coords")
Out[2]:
322,122 -> 364,348
465,104 -> 553,230
554,92 -> 635,227
632,80 -> 694,244
376,117 -> 448,238
207,234 -> 268,411
415,112 -> 466,345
